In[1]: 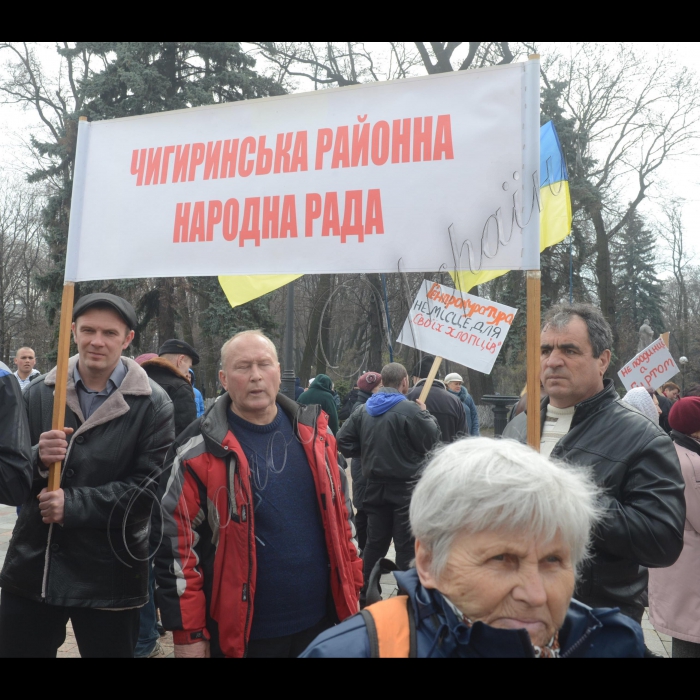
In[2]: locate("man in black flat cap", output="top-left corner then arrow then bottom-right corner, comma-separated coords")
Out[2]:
0,293 -> 174,658
140,339 -> 200,437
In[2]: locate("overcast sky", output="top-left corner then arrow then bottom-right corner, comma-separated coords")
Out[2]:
1,41 -> 699,264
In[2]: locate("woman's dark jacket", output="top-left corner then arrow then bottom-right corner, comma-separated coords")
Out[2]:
503,379 -> 685,621
300,568 -> 644,658
0,364 -> 32,505
141,357 -> 197,437
298,374 -> 339,435
348,390 -> 372,509
0,356 -> 174,609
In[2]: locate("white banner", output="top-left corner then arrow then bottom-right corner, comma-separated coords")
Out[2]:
618,338 -> 680,392
396,280 -> 517,374
65,61 -> 540,282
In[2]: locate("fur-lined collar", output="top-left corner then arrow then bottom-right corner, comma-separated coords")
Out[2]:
44,355 -> 152,438
140,356 -> 190,381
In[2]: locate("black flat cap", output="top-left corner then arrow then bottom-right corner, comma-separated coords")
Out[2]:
73,293 -> 137,330
158,339 -> 200,365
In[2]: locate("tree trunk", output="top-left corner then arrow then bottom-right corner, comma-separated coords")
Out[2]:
299,277 -> 325,384
315,274 -> 333,376
157,278 -> 176,344
590,207 -> 618,371
366,274 -> 384,372
176,280 -> 195,346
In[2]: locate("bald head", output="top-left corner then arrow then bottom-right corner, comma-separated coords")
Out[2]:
220,330 -> 278,368
219,330 -> 281,425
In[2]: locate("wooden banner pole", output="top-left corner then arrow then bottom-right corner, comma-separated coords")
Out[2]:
526,271 -> 541,451
48,281 -> 75,491
418,355 -> 443,404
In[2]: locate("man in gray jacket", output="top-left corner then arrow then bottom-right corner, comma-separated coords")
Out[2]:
337,362 -> 440,603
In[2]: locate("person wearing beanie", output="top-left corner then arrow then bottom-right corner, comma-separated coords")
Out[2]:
621,387 -> 662,425
297,373 -> 339,435
141,339 -> 199,437
355,372 -> 383,410
406,356 -> 467,443
649,396 -> 700,657
444,372 -> 480,437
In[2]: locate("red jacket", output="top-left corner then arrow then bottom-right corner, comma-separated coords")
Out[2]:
155,392 -> 363,657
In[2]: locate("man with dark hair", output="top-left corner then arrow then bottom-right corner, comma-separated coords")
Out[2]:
141,339 -> 199,437
337,362 -> 440,603
504,302 -> 685,641
0,293 -> 174,658
658,381 -> 681,434
407,355 -> 467,443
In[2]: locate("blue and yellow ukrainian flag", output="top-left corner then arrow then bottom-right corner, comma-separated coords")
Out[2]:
450,120 -> 572,293
219,121 -> 572,307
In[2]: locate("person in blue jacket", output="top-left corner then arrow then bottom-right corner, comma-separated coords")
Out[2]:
301,437 -> 644,658
444,372 -> 479,436
188,369 -> 205,418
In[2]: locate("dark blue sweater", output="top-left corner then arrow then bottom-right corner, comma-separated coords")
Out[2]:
227,405 -> 329,640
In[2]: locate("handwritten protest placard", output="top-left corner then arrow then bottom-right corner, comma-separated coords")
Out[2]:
618,338 -> 679,392
396,281 -> 517,374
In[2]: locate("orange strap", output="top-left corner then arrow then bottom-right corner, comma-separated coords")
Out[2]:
362,596 -> 411,658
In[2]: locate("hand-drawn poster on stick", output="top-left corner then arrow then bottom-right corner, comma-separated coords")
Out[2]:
618,338 -> 680,392
396,281 -> 517,374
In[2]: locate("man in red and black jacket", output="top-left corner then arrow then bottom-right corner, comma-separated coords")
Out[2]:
154,330 -> 362,658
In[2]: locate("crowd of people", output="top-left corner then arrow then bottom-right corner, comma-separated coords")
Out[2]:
0,292 -> 697,658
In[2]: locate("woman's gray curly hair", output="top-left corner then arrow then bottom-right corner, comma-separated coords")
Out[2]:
409,437 -> 602,579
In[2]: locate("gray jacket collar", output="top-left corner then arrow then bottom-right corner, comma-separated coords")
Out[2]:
45,355 -> 151,438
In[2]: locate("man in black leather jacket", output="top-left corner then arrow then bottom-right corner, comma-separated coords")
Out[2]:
0,361 -> 32,505
0,294 -> 174,658
337,362 -> 440,602
503,303 -> 685,626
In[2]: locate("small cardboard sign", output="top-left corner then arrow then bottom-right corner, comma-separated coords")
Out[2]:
618,338 -> 680,391
396,280 -> 516,374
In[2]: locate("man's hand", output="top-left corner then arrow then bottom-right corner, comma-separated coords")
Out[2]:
415,399 -> 427,411
38,428 -> 74,469
174,640 -> 210,658
38,487 -> 65,525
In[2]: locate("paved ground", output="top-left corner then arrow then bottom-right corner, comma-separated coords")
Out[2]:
0,502 -> 674,658
0,504 -> 174,658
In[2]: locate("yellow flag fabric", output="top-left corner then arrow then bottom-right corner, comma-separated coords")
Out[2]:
540,180 -> 572,252
218,274 -> 302,308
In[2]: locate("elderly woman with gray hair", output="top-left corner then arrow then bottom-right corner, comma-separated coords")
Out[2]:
301,438 -> 644,658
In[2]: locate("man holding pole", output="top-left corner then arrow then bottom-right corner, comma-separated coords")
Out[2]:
503,303 -> 685,636
407,356 -> 467,443
337,362 -> 440,605
0,293 -> 174,658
